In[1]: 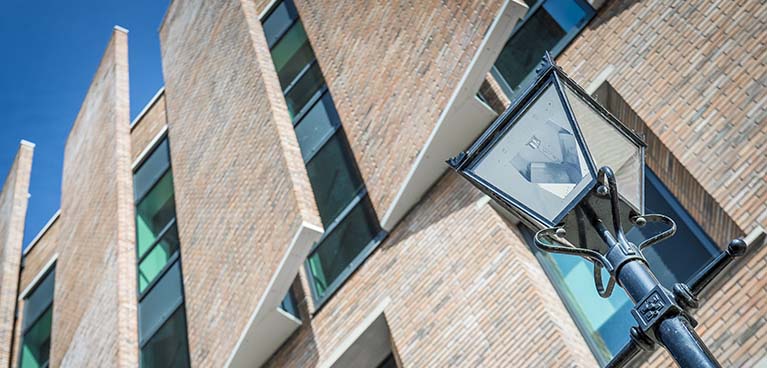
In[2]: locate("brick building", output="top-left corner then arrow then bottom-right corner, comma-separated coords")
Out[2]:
1,0 -> 766,367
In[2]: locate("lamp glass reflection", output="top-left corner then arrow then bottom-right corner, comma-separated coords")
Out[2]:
564,85 -> 644,213
471,83 -> 592,224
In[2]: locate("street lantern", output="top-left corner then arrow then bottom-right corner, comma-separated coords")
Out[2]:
448,53 -> 747,368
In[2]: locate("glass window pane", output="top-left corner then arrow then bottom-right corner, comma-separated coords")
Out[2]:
139,261 -> 184,341
134,139 -> 170,202
471,82 -> 592,224
23,270 -> 55,331
271,22 -> 316,91
20,307 -> 52,368
627,170 -> 718,288
295,92 -> 341,161
140,306 -> 190,368
263,0 -> 298,48
306,131 -> 364,226
279,289 -> 300,319
495,0 -> 592,94
285,61 -> 325,119
139,225 -> 180,293
307,197 -> 379,298
136,171 -> 177,257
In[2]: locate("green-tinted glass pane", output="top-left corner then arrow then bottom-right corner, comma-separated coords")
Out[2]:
134,139 -> 170,202
308,197 -> 379,297
263,0 -> 298,48
295,92 -> 341,161
22,270 -> 54,331
138,226 -> 180,293
20,307 -> 52,368
285,61 -> 324,119
136,171 -> 176,258
306,131 -> 364,226
140,306 -> 190,368
271,22 -> 316,90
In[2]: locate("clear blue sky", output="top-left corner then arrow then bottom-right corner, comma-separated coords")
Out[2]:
0,0 -> 170,249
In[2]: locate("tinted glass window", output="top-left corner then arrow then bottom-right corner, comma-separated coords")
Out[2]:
284,61 -> 325,118
134,139 -> 171,202
272,23 -> 316,90
140,306 -> 190,368
22,270 -> 55,331
263,0 -> 298,48
295,92 -> 341,161
20,307 -> 52,368
136,172 -> 177,257
139,261 -> 184,341
138,225 -> 181,293
307,197 -> 380,297
306,131 -> 365,226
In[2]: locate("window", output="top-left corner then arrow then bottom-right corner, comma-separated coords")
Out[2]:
19,267 -> 55,368
492,0 -> 595,97
263,0 -> 384,306
134,138 -> 190,368
523,169 -> 719,365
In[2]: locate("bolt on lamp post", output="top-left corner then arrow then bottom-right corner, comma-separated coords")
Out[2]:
448,53 -> 746,368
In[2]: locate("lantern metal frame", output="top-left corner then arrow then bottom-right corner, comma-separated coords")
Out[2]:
448,52 -> 646,229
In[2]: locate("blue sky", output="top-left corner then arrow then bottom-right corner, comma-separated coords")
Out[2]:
0,0 -> 170,248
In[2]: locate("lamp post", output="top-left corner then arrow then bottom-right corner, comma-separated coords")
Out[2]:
447,53 -> 746,368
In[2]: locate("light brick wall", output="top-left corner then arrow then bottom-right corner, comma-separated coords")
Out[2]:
159,0 -> 321,365
52,27 -> 137,367
0,141 -> 33,368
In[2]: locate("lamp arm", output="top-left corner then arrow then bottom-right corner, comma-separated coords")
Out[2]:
634,213 -> 677,250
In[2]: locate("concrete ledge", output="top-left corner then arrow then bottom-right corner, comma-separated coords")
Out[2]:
225,222 -> 323,368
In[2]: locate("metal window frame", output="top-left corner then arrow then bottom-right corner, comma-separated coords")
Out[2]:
264,0 -> 300,49
138,258 -> 186,345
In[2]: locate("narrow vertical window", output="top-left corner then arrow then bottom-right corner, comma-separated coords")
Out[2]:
133,138 -> 190,368
493,0 -> 595,97
19,267 -> 55,368
263,0 -> 385,306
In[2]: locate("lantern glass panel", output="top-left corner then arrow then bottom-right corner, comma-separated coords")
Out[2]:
564,85 -> 643,213
471,82 -> 592,224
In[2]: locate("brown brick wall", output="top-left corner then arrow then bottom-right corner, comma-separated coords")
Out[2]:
159,0 -> 321,365
0,142 -> 33,367
52,27 -> 137,367
131,92 -> 168,162
267,173 -> 598,367
292,0 -> 505,218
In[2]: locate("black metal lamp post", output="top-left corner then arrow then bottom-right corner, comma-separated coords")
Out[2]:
447,53 -> 746,368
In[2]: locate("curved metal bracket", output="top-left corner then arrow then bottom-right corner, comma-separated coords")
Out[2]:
633,213 -> 677,250
534,227 -> 611,271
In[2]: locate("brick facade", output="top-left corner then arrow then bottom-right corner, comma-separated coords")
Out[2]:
3,0 -> 767,367
0,142 -> 33,368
